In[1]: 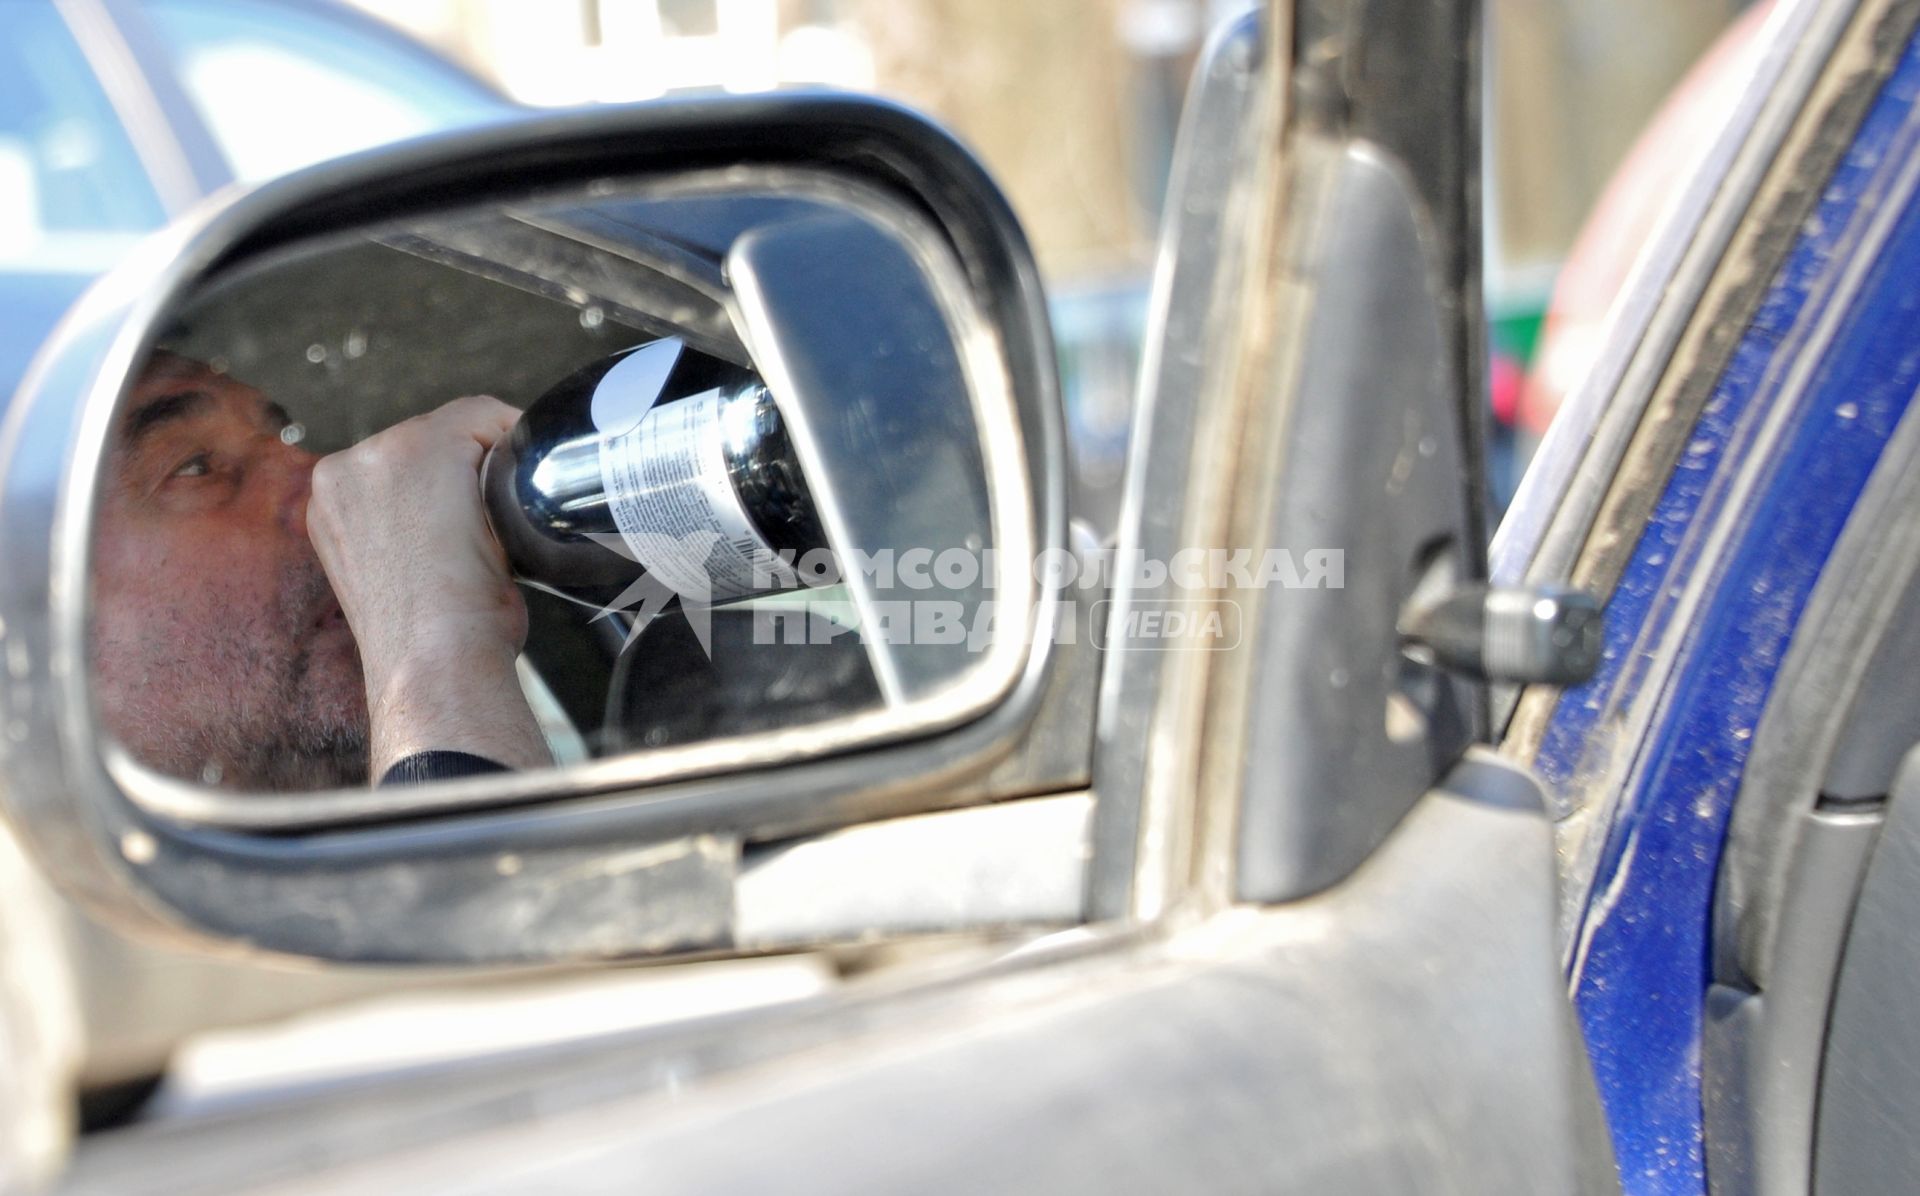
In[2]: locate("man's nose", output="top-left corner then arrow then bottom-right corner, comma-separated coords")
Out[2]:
275,443 -> 320,542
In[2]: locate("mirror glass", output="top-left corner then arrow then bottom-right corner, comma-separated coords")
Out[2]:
87,171 -> 1026,816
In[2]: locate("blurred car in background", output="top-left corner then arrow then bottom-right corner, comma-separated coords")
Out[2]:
1,0 -> 514,404
1514,0 -> 1776,461
1050,273 -> 1150,538
0,0 -> 518,1135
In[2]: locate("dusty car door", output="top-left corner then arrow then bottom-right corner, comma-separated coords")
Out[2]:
2,2 -> 1614,1192
1497,0 -> 1920,1189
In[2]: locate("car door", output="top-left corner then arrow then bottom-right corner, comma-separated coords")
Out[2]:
1496,0 -> 1920,1189
8,3 -> 1616,1191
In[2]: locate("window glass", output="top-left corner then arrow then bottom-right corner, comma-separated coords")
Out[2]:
0,4 -> 165,267
143,0 -> 510,184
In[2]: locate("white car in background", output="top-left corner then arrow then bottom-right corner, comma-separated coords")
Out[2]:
1,0 -> 514,406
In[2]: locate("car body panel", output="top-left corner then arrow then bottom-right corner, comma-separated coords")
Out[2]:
1503,2 -> 1920,1188
62,754 -> 1611,1196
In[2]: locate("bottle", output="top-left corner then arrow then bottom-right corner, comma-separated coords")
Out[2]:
482,338 -> 828,612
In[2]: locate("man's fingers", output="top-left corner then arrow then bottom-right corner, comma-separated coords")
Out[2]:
433,395 -> 521,447
311,397 -> 520,495
308,395 -> 517,527
303,392 -> 530,675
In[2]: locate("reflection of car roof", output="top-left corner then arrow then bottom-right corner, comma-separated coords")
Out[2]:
586,195 -> 837,260
165,189 -> 835,453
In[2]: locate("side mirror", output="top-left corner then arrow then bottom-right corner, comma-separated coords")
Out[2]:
0,96 -> 1071,964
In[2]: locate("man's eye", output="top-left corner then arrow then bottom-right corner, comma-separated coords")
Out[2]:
171,454 -> 212,479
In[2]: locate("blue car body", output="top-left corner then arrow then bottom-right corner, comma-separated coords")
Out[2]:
1500,4 -> 1920,1188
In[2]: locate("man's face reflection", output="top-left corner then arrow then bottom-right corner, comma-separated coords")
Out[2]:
92,353 -> 369,789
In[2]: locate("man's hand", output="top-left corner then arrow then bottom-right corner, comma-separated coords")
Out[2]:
307,396 -> 552,779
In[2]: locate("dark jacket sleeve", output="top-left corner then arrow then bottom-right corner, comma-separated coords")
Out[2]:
378,750 -> 510,787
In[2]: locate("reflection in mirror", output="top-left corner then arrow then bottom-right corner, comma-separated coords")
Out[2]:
89,175 -> 1014,807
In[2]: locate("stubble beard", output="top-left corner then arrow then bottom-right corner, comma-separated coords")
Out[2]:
220,561 -> 371,791
96,563 -> 372,792
231,632 -> 370,791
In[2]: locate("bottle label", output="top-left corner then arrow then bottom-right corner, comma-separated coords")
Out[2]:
598,388 -> 779,603
590,338 -> 680,437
